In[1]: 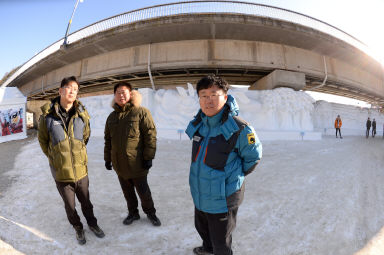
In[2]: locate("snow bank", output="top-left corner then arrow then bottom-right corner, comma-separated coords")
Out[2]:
80,86 -> 384,140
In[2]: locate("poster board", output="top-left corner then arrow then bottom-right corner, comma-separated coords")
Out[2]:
0,87 -> 27,143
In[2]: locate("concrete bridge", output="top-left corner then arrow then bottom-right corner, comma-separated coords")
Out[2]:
2,1 -> 384,107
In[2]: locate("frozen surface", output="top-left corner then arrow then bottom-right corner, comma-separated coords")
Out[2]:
2,136 -> 384,254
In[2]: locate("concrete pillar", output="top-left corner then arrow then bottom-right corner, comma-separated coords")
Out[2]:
250,70 -> 305,91
27,100 -> 50,128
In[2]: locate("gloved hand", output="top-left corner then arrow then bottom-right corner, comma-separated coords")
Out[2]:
142,160 -> 152,170
105,161 -> 112,170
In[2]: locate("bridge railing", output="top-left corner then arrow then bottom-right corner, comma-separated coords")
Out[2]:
2,0 -> 372,88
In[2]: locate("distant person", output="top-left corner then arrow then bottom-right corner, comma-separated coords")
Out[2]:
104,82 -> 161,227
38,76 -> 104,245
372,118 -> 376,137
366,117 -> 371,138
185,75 -> 262,255
334,115 -> 342,139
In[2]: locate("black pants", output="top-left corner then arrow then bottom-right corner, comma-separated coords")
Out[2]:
366,128 -> 370,138
372,129 -> 376,137
195,207 -> 238,255
55,175 -> 97,229
118,175 -> 156,215
335,128 -> 341,137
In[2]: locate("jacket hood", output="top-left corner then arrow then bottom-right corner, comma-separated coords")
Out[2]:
112,90 -> 142,110
225,94 -> 239,117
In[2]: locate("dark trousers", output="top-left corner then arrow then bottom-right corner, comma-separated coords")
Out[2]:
372,128 -> 376,137
118,175 -> 156,215
55,175 -> 97,229
335,128 -> 341,137
366,128 -> 370,138
195,207 -> 239,255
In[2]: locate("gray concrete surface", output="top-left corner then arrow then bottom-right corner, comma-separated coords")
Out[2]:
0,129 -> 37,198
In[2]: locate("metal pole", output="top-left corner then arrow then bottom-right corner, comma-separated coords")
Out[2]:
63,0 -> 81,47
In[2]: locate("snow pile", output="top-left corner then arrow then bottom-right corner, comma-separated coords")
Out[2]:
81,85 -> 316,140
313,101 -> 384,136
80,85 -> 384,139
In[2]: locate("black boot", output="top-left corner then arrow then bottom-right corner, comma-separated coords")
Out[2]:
147,214 -> 161,226
89,225 -> 105,238
193,246 -> 213,255
75,228 -> 86,245
123,213 -> 140,225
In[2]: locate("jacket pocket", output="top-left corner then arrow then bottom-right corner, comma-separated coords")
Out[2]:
126,121 -> 139,138
204,135 -> 232,171
211,179 -> 225,199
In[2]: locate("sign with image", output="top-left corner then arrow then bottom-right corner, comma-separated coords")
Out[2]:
0,108 -> 24,136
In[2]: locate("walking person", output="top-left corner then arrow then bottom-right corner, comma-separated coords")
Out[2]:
372,118 -> 376,137
366,117 -> 371,138
104,82 -> 161,227
334,115 -> 342,139
185,75 -> 262,255
38,76 -> 104,245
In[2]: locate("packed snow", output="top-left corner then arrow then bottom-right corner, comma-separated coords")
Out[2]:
2,86 -> 384,255
1,135 -> 384,254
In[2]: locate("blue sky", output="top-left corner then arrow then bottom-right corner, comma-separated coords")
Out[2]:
1,0 -> 384,80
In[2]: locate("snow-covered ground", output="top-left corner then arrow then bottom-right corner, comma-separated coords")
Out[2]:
1,135 -> 384,255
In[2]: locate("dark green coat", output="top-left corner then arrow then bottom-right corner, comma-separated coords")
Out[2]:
104,97 -> 157,179
38,97 -> 91,182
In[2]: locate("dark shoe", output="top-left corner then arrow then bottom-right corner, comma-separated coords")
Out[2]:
193,246 -> 213,255
75,228 -> 86,245
123,213 -> 140,225
147,214 -> 161,226
89,225 -> 105,238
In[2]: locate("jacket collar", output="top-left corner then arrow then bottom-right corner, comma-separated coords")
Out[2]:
185,94 -> 240,140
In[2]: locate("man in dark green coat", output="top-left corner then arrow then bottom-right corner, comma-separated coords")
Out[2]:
104,82 -> 160,226
38,76 -> 104,245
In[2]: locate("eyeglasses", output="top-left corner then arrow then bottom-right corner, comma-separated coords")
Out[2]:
63,85 -> 79,93
199,94 -> 224,101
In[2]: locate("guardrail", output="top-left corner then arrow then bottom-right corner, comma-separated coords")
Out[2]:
2,0 -> 372,88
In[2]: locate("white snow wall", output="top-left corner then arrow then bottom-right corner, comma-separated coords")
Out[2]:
79,86 -> 384,140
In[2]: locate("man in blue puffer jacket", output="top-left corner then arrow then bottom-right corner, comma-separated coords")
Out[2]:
186,75 -> 262,255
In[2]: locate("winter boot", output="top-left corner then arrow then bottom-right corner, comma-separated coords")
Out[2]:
89,225 -> 105,238
193,246 -> 214,255
75,228 -> 86,245
147,213 -> 161,226
123,213 -> 140,225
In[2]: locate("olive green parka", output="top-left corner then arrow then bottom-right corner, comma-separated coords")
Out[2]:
38,97 -> 91,182
104,90 -> 157,179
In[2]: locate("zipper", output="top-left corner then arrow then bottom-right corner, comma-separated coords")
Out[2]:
57,108 -> 76,181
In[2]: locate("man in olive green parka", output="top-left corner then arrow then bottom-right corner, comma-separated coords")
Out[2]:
38,76 -> 104,245
104,82 -> 161,226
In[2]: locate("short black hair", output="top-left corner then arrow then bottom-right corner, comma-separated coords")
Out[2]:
196,75 -> 229,95
114,81 -> 132,94
60,76 -> 79,88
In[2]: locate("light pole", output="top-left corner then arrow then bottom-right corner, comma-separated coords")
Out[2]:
63,0 -> 83,47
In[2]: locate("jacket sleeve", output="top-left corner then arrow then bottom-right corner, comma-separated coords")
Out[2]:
104,116 -> 112,162
237,125 -> 262,176
37,115 -> 49,157
83,109 -> 91,145
140,108 -> 157,160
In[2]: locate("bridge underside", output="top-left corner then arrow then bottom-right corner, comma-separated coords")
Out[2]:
27,68 -> 384,106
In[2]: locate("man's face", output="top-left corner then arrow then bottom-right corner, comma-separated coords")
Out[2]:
59,81 -> 78,105
198,85 -> 227,117
114,86 -> 131,107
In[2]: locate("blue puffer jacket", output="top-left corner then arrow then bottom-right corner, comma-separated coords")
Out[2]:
185,95 -> 262,213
